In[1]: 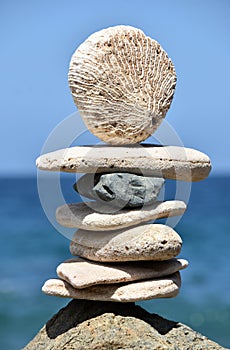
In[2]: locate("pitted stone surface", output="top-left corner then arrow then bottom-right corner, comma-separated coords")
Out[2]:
70,224 -> 183,262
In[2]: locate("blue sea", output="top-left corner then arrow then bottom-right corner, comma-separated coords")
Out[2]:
0,175 -> 229,349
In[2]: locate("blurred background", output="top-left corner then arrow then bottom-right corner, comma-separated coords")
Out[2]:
0,0 -> 229,348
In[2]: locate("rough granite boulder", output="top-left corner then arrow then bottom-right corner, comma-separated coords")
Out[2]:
24,299 -> 226,350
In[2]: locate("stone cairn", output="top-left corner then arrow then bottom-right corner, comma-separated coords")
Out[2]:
37,26 -> 211,303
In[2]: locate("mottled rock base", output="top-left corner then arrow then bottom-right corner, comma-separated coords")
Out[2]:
24,299 -> 226,350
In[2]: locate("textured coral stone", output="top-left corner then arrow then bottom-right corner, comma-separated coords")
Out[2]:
68,25 -> 177,144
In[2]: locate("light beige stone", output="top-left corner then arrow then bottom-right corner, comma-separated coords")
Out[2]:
57,257 -> 188,288
56,200 -> 186,231
36,145 -> 211,181
42,272 -> 181,302
68,26 -> 176,145
70,224 -> 183,262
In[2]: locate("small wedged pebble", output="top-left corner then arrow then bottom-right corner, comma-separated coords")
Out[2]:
74,173 -> 165,208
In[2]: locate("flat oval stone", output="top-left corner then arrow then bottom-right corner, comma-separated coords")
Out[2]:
70,224 -> 182,262
42,272 -> 181,302
74,173 -> 165,208
56,200 -> 186,231
36,145 -> 211,182
57,257 -> 188,288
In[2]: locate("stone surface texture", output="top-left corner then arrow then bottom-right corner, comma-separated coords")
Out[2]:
56,200 -> 186,230
75,172 -> 165,208
57,257 -> 188,288
70,224 -> 183,262
42,272 -> 181,302
68,25 -> 176,144
36,144 -> 211,181
24,299 -> 226,350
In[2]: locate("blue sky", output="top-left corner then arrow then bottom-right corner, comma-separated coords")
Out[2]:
1,0 -> 230,175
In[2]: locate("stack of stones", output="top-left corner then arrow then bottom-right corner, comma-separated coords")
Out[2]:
37,26 -> 211,303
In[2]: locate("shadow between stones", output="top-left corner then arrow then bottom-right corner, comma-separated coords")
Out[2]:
45,299 -> 178,339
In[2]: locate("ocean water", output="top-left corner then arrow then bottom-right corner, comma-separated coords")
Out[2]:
0,175 -> 229,349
